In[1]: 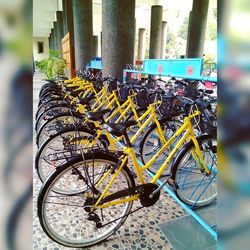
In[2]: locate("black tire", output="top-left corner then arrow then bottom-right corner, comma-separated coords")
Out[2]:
39,86 -> 61,96
35,126 -> 109,184
37,151 -> 135,248
39,84 -> 58,94
39,88 -> 61,99
38,96 -> 63,107
36,100 -> 67,119
139,118 -> 182,175
35,106 -> 73,132
35,103 -> 70,121
171,134 -> 217,208
36,113 -> 83,147
39,94 -> 63,103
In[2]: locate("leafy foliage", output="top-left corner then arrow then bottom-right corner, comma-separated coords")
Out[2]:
203,54 -> 216,69
36,50 -> 66,80
165,30 -> 184,58
178,16 -> 189,40
206,8 -> 217,41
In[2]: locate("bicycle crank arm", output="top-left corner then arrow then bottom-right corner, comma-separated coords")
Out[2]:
149,176 -> 178,199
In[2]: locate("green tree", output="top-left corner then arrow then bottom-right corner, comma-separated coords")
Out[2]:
206,8 -> 217,41
165,30 -> 184,58
36,50 -> 66,80
178,16 -> 189,40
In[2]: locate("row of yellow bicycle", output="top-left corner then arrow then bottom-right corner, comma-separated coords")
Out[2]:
35,72 -> 217,248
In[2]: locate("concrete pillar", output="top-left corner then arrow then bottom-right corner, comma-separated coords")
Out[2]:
186,0 -> 209,58
49,35 -> 52,50
50,29 -> 54,50
56,11 -> 64,50
133,18 -> 136,63
100,31 -> 102,58
72,0 -> 93,70
185,11 -> 192,57
149,5 -> 163,59
53,22 -> 59,50
62,0 -> 68,35
160,21 -> 167,59
102,0 -> 135,79
137,28 -> 146,61
93,35 -> 98,58
48,36 -> 51,50
65,0 -> 75,76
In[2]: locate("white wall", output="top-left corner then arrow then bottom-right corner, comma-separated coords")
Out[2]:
33,37 -> 49,62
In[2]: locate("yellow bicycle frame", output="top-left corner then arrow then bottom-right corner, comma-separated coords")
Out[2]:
92,111 -> 211,209
76,93 -> 153,151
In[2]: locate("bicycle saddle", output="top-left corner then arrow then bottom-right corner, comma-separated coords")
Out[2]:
86,109 -> 110,123
103,120 -> 137,137
68,89 -> 84,97
205,89 -> 214,94
77,94 -> 95,105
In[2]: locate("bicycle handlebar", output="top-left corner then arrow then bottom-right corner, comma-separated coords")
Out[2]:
186,110 -> 201,119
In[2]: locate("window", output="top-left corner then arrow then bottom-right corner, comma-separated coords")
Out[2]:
37,41 -> 44,54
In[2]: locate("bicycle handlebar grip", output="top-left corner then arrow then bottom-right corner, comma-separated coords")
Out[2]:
188,111 -> 201,119
155,88 -> 165,95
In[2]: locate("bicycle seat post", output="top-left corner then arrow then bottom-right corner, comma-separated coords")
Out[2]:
123,131 -> 132,148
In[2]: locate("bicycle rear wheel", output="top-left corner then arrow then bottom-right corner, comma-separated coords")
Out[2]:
38,152 -> 135,248
171,135 -> 217,208
36,114 -> 83,147
35,106 -> 72,132
36,127 -> 108,186
36,100 -> 66,118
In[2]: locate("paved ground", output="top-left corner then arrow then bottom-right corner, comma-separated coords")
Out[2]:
32,72 -> 188,250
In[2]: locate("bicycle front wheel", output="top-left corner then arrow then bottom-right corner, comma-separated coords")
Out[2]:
37,152 -> 135,248
171,135 -> 217,208
140,119 -> 182,175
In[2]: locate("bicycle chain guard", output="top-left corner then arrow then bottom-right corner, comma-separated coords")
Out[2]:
93,183 -> 161,208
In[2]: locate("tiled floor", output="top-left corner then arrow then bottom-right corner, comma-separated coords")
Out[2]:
32,72 -> 214,250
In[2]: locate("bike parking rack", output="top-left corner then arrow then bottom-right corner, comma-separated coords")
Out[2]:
114,137 -> 217,241
86,59 -> 102,70
85,58 -> 218,240
123,58 -> 217,83
121,59 -> 217,241
145,167 -> 218,241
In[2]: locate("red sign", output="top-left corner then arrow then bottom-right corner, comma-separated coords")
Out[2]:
187,66 -> 194,75
158,64 -> 163,74
135,60 -> 143,65
205,81 -> 213,89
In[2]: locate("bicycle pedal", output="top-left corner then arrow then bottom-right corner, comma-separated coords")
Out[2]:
71,169 -> 78,175
87,213 -> 100,222
135,152 -> 140,157
87,214 -> 95,221
205,171 -> 211,177
131,171 -> 137,178
167,178 -> 178,189
95,222 -> 102,229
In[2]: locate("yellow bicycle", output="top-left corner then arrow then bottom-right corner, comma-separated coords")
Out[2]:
35,97 -> 160,183
37,111 -> 217,248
